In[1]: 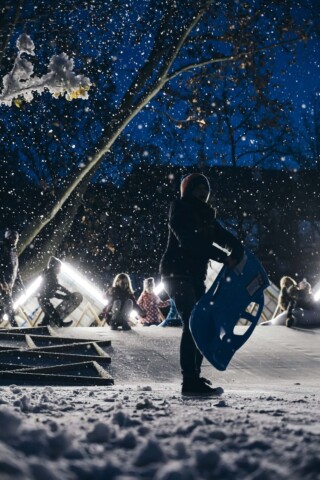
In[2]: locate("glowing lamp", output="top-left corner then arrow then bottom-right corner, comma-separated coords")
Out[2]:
61,262 -> 108,306
13,276 -> 43,310
154,281 -> 165,295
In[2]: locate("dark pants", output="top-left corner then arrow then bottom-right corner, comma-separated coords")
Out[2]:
110,299 -> 132,330
162,276 -> 205,379
38,296 -> 62,326
0,290 -> 17,326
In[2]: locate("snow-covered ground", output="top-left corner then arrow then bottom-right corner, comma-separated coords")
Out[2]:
0,325 -> 319,480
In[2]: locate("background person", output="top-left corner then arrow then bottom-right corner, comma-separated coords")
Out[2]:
277,276 -> 297,313
37,256 -> 80,327
286,279 -> 320,327
137,277 -> 170,326
0,229 -> 24,327
99,273 -> 145,330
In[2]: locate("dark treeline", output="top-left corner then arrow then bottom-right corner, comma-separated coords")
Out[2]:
60,163 -> 320,287
3,163 -> 319,288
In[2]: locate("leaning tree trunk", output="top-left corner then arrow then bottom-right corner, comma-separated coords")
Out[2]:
17,1 -> 214,255
19,172 -> 92,281
16,1 -> 302,256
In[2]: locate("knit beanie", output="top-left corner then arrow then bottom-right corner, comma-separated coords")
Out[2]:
180,173 -> 210,198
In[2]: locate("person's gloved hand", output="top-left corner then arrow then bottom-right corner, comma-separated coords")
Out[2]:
224,256 -> 239,269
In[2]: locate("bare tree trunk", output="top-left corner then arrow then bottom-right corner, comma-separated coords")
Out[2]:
20,172 -> 92,280
18,1 -> 213,254
0,0 -> 24,67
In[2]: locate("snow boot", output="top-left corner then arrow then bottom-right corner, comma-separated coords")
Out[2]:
181,377 -> 224,396
59,319 -> 73,328
122,322 -> 131,331
286,316 -> 295,328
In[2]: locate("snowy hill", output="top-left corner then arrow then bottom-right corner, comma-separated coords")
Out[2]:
0,325 -> 319,480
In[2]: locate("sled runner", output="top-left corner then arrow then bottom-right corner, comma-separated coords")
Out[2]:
56,292 -> 83,323
190,248 -> 270,371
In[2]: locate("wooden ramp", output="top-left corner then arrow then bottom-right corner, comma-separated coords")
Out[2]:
0,327 -> 114,386
0,361 -> 113,386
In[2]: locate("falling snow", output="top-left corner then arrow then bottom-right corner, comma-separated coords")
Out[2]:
0,2 -> 319,477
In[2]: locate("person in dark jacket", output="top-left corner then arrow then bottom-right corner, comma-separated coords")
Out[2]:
160,173 -> 244,396
37,256 -> 76,327
285,279 -> 319,328
0,229 -> 24,326
99,273 -> 146,330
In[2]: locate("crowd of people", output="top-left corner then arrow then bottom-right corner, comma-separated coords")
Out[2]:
0,230 -> 178,330
98,273 -> 177,330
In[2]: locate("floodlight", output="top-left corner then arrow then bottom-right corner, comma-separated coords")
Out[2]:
314,288 -> 320,302
154,281 -> 165,295
13,275 -> 43,310
61,262 -> 108,306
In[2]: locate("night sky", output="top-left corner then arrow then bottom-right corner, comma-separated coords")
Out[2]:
0,0 -> 319,283
0,0 -> 319,177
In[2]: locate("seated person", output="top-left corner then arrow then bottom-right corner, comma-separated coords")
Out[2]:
37,256 -> 82,327
269,276 -> 320,328
99,273 -> 145,330
286,279 -> 320,327
137,277 -> 170,326
158,298 -> 182,327
288,280 -> 317,310
277,276 -> 297,313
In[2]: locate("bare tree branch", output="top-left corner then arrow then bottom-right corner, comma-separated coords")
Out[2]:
0,0 -> 24,67
166,35 -> 306,82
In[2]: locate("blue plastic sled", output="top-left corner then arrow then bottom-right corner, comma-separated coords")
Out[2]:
190,248 -> 270,371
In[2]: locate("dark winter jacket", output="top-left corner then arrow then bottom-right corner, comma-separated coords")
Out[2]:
287,284 -> 316,311
99,286 -> 145,324
0,239 -> 23,290
159,196 -> 244,283
38,267 -> 70,299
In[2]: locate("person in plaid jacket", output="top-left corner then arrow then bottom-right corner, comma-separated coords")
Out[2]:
137,277 -> 170,326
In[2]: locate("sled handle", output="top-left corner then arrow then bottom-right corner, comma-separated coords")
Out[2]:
206,266 -> 227,296
237,294 -> 265,344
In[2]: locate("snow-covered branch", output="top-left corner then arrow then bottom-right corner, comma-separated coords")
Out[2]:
0,33 -> 91,106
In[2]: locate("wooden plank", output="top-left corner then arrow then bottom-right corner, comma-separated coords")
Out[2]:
0,349 -> 111,366
0,363 -> 30,370
0,344 -> 25,351
0,326 -> 50,335
0,370 -> 114,386
25,341 -> 111,357
16,361 -> 114,379
29,335 -> 111,348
